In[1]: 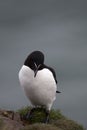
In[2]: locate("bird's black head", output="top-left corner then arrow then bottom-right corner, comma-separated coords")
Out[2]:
24,51 -> 44,77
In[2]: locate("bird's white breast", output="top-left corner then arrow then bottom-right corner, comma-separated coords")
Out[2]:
19,65 -> 57,110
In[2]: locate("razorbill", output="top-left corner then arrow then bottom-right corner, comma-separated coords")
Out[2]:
18,51 -> 60,123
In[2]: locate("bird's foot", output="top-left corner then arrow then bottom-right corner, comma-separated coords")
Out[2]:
42,110 -> 50,124
20,108 -> 35,121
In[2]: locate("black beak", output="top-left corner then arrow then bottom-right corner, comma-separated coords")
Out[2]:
34,68 -> 38,77
34,62 -> 41,77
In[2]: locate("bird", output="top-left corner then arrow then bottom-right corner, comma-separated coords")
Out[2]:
18,50 -> 60,123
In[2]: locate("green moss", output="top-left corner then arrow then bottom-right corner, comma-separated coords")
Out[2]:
18,106 -> 48,123
18,106 -> 31,117
18,106 -> 65,123
50,109 -> 65,120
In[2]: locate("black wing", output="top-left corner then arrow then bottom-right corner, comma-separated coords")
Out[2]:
45,65 -> 61,93
47,66 -> 58,84
39,64 -> 61,93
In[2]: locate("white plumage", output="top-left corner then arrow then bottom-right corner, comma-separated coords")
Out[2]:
19,65 -> 57,111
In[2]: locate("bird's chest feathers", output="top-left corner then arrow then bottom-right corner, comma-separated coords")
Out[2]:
20,66 -> 55,91
28,68 -> 53,86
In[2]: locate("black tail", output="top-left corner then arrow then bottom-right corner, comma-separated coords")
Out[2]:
56,90 -> 61,93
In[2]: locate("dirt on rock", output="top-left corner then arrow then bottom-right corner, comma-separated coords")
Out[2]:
0,109 -> 24,130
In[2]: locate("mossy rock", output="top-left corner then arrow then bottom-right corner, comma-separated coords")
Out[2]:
53,118 -> 84,130
21,123 -> 62,130
18,106 -> 64,124
0,107 -> 85,130
18,107 -> 85,130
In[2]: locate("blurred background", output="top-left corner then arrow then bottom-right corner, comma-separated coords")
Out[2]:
0,0 -> 87,129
